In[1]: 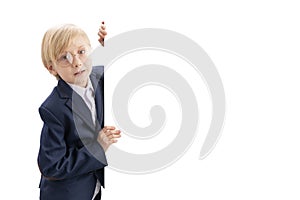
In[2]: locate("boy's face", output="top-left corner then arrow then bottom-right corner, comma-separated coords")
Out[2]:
48,35 -> 92,87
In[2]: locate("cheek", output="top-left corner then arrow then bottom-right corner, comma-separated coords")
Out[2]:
84,58 -> 93,68
57,68 -> 73,78
85,63 -> 92,72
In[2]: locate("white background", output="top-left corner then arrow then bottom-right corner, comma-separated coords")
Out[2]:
1,0 -> 300,199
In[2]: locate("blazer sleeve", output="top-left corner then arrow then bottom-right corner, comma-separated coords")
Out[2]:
37,106 -> 107,180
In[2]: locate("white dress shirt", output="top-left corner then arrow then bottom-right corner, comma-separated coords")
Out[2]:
67,78 -> 101,199
67,78 -> 97,125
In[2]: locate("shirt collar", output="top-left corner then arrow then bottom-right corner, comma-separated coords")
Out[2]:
67,78 -> 94,98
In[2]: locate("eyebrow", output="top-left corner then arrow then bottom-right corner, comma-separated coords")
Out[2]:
61,45 -> 88,54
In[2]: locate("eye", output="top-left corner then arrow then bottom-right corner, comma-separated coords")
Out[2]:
58,54 -> 68,61
79,49 -> 86,54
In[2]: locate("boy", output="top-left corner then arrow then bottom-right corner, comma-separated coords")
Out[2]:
38,23 -> 121,200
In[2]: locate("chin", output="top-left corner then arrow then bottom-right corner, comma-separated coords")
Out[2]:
71,74 -> 86,85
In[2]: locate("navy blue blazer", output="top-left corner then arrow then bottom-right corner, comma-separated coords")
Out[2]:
38,66 -> 107,200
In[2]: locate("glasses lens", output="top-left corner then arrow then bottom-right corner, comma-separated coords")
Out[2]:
66,52 -> 73,65
57,53 -> 71,67
56,47 -> 91,67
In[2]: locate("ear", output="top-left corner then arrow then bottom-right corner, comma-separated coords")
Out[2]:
47,65 -> 58,76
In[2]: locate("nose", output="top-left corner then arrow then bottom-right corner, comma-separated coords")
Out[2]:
71,54 -> 82,68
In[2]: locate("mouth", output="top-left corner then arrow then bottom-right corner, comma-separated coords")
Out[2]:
74,69 -> 86,76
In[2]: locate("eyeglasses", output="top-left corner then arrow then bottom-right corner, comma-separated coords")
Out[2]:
56,47 -> 91,67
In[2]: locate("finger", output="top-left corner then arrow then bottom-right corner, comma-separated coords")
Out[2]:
98,33 -> 104,38
110,130 -> 121,135
99,24 -> 106,30
98,38 -> 104,46
99,29 -> 107,35
106,132 -> 121,140
106,131 -> 120,138
113,134 -> 121,138
105,129 -> 119,136
98,33 -> 106,39
108,138 -> 118,143
108,133 -> 121,138
100,21 -> 106,29
100,25 -> 106,30
98,34 -> 104,40
98,29 -> 107,35
104,126 -> 116,130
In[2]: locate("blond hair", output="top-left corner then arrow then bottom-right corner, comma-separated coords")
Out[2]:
41,24 -> 91,78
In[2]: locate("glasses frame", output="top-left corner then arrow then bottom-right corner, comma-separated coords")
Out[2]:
56,46 -> 91,68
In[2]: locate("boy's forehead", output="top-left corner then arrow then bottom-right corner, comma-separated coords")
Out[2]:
64,36 -> 89,51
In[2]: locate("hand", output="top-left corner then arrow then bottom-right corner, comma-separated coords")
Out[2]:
98,21 -> 107,46
97,126 -> 121,152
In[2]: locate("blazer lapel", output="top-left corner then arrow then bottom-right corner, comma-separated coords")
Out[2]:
57,79 -> 96,132
90,67 -> 105,132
